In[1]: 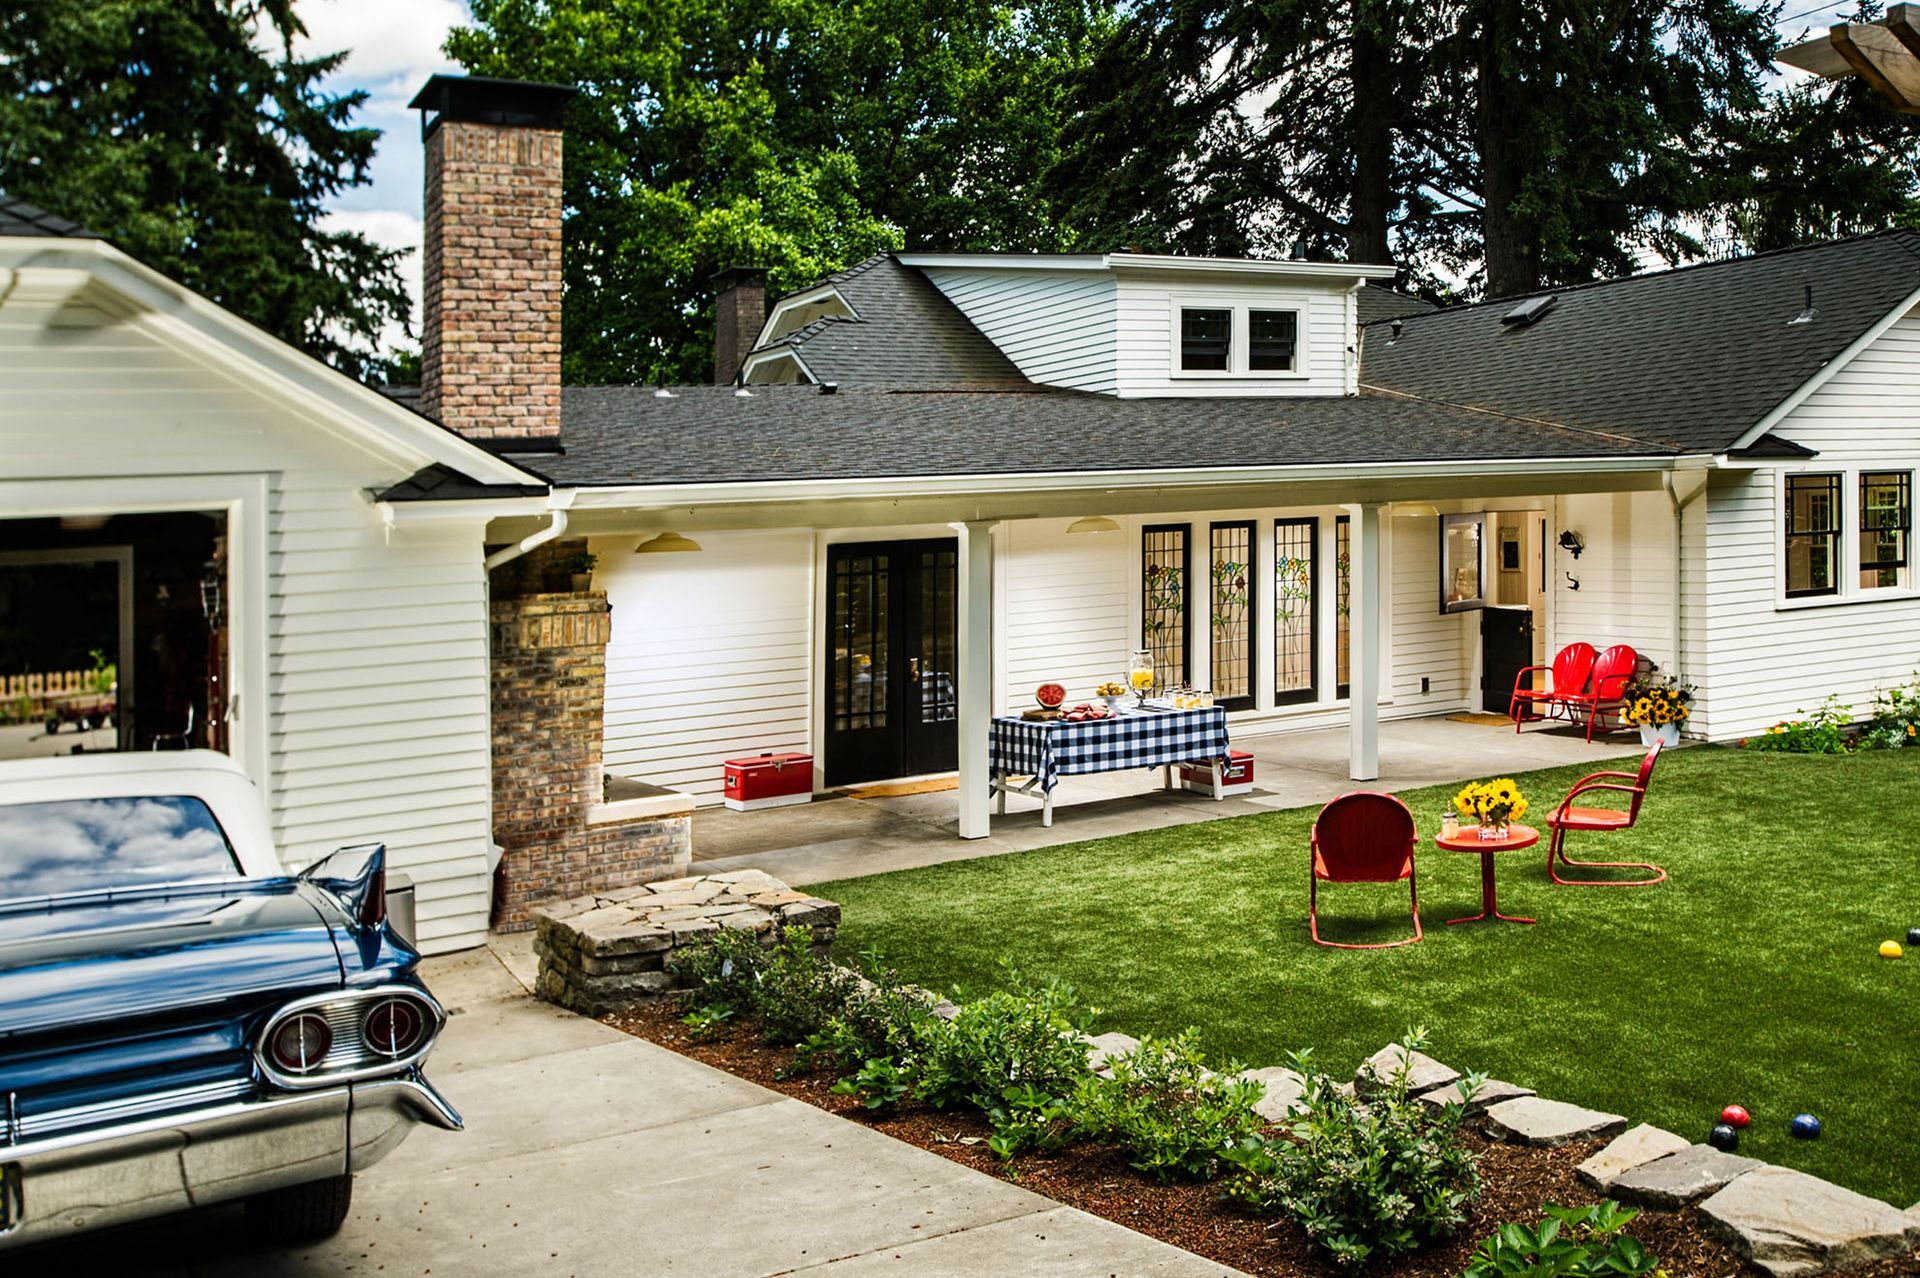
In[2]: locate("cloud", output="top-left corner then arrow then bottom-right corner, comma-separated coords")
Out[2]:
321,208 -> 424,351
292,0 -> 467,85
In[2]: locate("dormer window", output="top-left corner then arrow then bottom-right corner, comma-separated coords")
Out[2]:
1248,310 -> 1298,371
1179,308 -> 1231,371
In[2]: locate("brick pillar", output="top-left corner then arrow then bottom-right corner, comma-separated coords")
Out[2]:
488,548 -> 694,930
411,75 -> 574,440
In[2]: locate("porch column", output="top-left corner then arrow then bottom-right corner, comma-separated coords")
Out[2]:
955,519 -> 997,839
1349,503 -> 1384,781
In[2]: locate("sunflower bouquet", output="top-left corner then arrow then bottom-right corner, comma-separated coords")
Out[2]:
1621,673 -> 1694,727
1454,778 -> 1529,833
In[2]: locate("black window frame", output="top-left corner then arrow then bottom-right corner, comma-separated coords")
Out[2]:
1142,524 -> 1192,689
1785,472 -> 1842,599
1248,309 -> 1298,372
1335,515 -> 1351,698
1859,470 -> 1912,590
1179,307 -> 1232,372
1274,517 -> 1318,705
1208,520 -> 1258,710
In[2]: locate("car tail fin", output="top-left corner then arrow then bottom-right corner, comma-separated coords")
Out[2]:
298,843 -> 388,930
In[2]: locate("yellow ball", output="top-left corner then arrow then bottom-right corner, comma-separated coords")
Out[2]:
1880,941 -> 1905,959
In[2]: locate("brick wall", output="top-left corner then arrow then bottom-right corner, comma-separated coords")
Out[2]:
490,549 -> 690,929
421,118 -> 564,439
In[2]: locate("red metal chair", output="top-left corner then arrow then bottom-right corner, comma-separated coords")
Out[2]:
1558,644 -> 1637,741
1510,642 -> 1596,732
1309,792 -> 1423,949
1545,741 -> 1667,886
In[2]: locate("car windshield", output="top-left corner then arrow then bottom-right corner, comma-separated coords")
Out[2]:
0,796 -> 242,901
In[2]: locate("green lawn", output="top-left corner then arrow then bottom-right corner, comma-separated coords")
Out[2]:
815,746 -> 1920,1205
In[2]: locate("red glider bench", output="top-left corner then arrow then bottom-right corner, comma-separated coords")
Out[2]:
1509,642 -> 1638,741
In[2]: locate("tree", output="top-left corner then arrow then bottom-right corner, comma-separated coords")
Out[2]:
449,0 -> 1110,385
0,0 -> 413,380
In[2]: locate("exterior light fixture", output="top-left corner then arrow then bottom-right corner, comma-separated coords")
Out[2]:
636,531 -> 703,554
1066,516 -> 1121,534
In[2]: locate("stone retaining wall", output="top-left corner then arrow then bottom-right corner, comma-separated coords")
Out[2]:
533,869 -> 839,1015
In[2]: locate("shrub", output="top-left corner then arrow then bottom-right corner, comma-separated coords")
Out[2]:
1072,1031 -> 1266,1182
672,925 -> 856,1044
1220,1030 -> 1482,1272
983,1082 -> 1078,1161
672,924 -> 767,1013
1744,696 -> 1851,754
1861,676 -> 1920,750
831,1056 -> 914,1112
1461,1200 -> 1660,1277
913,967 -> 1095,1111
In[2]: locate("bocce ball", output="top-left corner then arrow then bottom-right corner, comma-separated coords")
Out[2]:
1908,927 -> 1920,947
1708,1123 -> 1740,1152
1720,1104 -> 1751,1128
1790,1113 -> 1823,1140
1880,940 -> 1905,959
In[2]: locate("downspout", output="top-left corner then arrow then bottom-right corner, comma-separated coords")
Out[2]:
484,488 -> 576,570
1662,471 -> 1708,728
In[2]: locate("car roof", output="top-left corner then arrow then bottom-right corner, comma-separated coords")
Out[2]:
0,750 -> 281,877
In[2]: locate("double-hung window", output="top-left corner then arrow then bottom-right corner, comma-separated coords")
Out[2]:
1179,308 -> 1231,371
1248,310 -> 1297,371
1784,473 -> 1842,598
1860,471 -> 1911,590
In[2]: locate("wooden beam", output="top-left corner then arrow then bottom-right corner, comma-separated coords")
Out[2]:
1888,4 -> 1920,63
1829,22 -> 1920,115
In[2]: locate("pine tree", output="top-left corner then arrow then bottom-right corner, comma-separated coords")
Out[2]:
0,0 -> 412,380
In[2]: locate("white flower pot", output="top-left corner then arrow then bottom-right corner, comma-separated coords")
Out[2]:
1637,722 -> 1680,749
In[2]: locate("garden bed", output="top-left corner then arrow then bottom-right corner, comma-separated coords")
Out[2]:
606,996 -> 1918,1278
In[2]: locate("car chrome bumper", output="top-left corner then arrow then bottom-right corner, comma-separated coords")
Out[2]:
0,1073 -> 460,1248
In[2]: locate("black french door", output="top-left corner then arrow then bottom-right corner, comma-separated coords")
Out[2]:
824,539 -> 959,786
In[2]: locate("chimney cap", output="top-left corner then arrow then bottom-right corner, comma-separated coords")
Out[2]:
712,265 -> 770,291
409,75 -> 576,131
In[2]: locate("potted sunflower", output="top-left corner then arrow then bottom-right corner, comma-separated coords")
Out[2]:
1621,672 -> 1692,748
1454,778 -> 1529,840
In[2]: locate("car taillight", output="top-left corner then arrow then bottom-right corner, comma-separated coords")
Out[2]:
269,1012 -> 333,1074
362,996 -> 427,1058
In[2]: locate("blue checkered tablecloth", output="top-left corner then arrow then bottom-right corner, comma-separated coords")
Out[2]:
989,707 -> 1231,793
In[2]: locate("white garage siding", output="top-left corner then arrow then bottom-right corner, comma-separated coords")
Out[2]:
1695,311 -> 1920,740
0,281 -> 498,953
596,529 -> 813,803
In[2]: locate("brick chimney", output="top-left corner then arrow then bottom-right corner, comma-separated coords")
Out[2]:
410,75 -> 575,441
712,266 -> 768,384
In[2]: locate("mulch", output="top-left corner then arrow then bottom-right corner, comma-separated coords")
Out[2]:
603,998 -> 1920,1278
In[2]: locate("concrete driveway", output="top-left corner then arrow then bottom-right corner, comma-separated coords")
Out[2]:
20,944 -> 1243,1276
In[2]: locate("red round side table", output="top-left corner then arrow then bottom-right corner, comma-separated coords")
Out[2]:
1434,823 -> 1539,925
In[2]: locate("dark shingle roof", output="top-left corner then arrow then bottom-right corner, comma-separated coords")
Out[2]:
541,384 -> 1672,488
375,463 -> 549,502
1361,231 -> 1920,453
0,193 -> 98,239
1355,284 -> 1436,324
748,254 -> 1028,386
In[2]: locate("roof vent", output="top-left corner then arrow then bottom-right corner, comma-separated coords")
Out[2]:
1500,295 -> 1556,327
1789,284 -> 1817,326
819,382 -> 838,395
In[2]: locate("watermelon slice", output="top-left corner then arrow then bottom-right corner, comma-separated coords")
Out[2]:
1035,682 -> 1067,709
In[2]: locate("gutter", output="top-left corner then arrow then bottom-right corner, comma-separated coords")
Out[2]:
482,488 -> 577,569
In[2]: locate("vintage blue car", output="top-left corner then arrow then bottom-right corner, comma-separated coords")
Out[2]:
0,750 -> 461,1248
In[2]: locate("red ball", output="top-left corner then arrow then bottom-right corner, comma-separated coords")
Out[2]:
1721,1105 -> 1751,1128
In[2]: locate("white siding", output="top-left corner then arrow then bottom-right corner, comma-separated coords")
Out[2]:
0,291 -> 495,952
1691,310 -> 1920,740
1550,491 -> 1676,672
919,268 -> 1118,393
1389,514 -> 1474,710
1112,278 -> 1354,398
1001,519 -> 1133,711
597,530 -> 813,802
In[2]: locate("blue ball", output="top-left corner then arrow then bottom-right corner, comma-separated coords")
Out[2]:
1708,1123 -> 1740,1152
1791,1113 -> 1822,1140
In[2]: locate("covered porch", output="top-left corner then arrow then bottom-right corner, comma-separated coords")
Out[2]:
683,713 -> 1638,886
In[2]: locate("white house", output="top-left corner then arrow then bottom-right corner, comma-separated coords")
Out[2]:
8,72 -> 1918,951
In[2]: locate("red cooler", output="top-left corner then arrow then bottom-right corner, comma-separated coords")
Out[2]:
1179,750 -> 1253,797
722,752 -> 814,811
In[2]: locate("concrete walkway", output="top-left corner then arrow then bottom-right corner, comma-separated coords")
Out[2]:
27,943 -> 1243,1277
695,714 -> 1639,887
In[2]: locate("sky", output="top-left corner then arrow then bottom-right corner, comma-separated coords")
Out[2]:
310,0 -> 1848,354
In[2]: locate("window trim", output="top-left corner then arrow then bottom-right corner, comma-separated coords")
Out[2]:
1141,523 -> 1192,689
1859,470 -> 1912,592
1773,465 -> 1920,611
1208,520 -> 1258,710
1247,308 -> 1299,372
1783,471 -> 1843,600
1177,306 -> 1233,373
1273,517 -> 1318,705
1167,299 -> 1309,380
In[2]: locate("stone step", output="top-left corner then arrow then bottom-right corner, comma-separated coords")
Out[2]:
1609,1144 -> 1760,1208
1083,1032 -> 1140,1074
1417,1077 -> 1536,1116
1482,1096 -> 1628,1147
1354,1044 -> 1460,1098
1238,1066 -> 1307,1123
1577,1124 -> 1692,1191
1699,1166 -> 1920,1277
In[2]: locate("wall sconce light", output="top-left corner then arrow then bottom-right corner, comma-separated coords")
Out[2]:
1557,530 -> 1585,559
636,531 -> 703,553
1066,515 -> 1120,534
